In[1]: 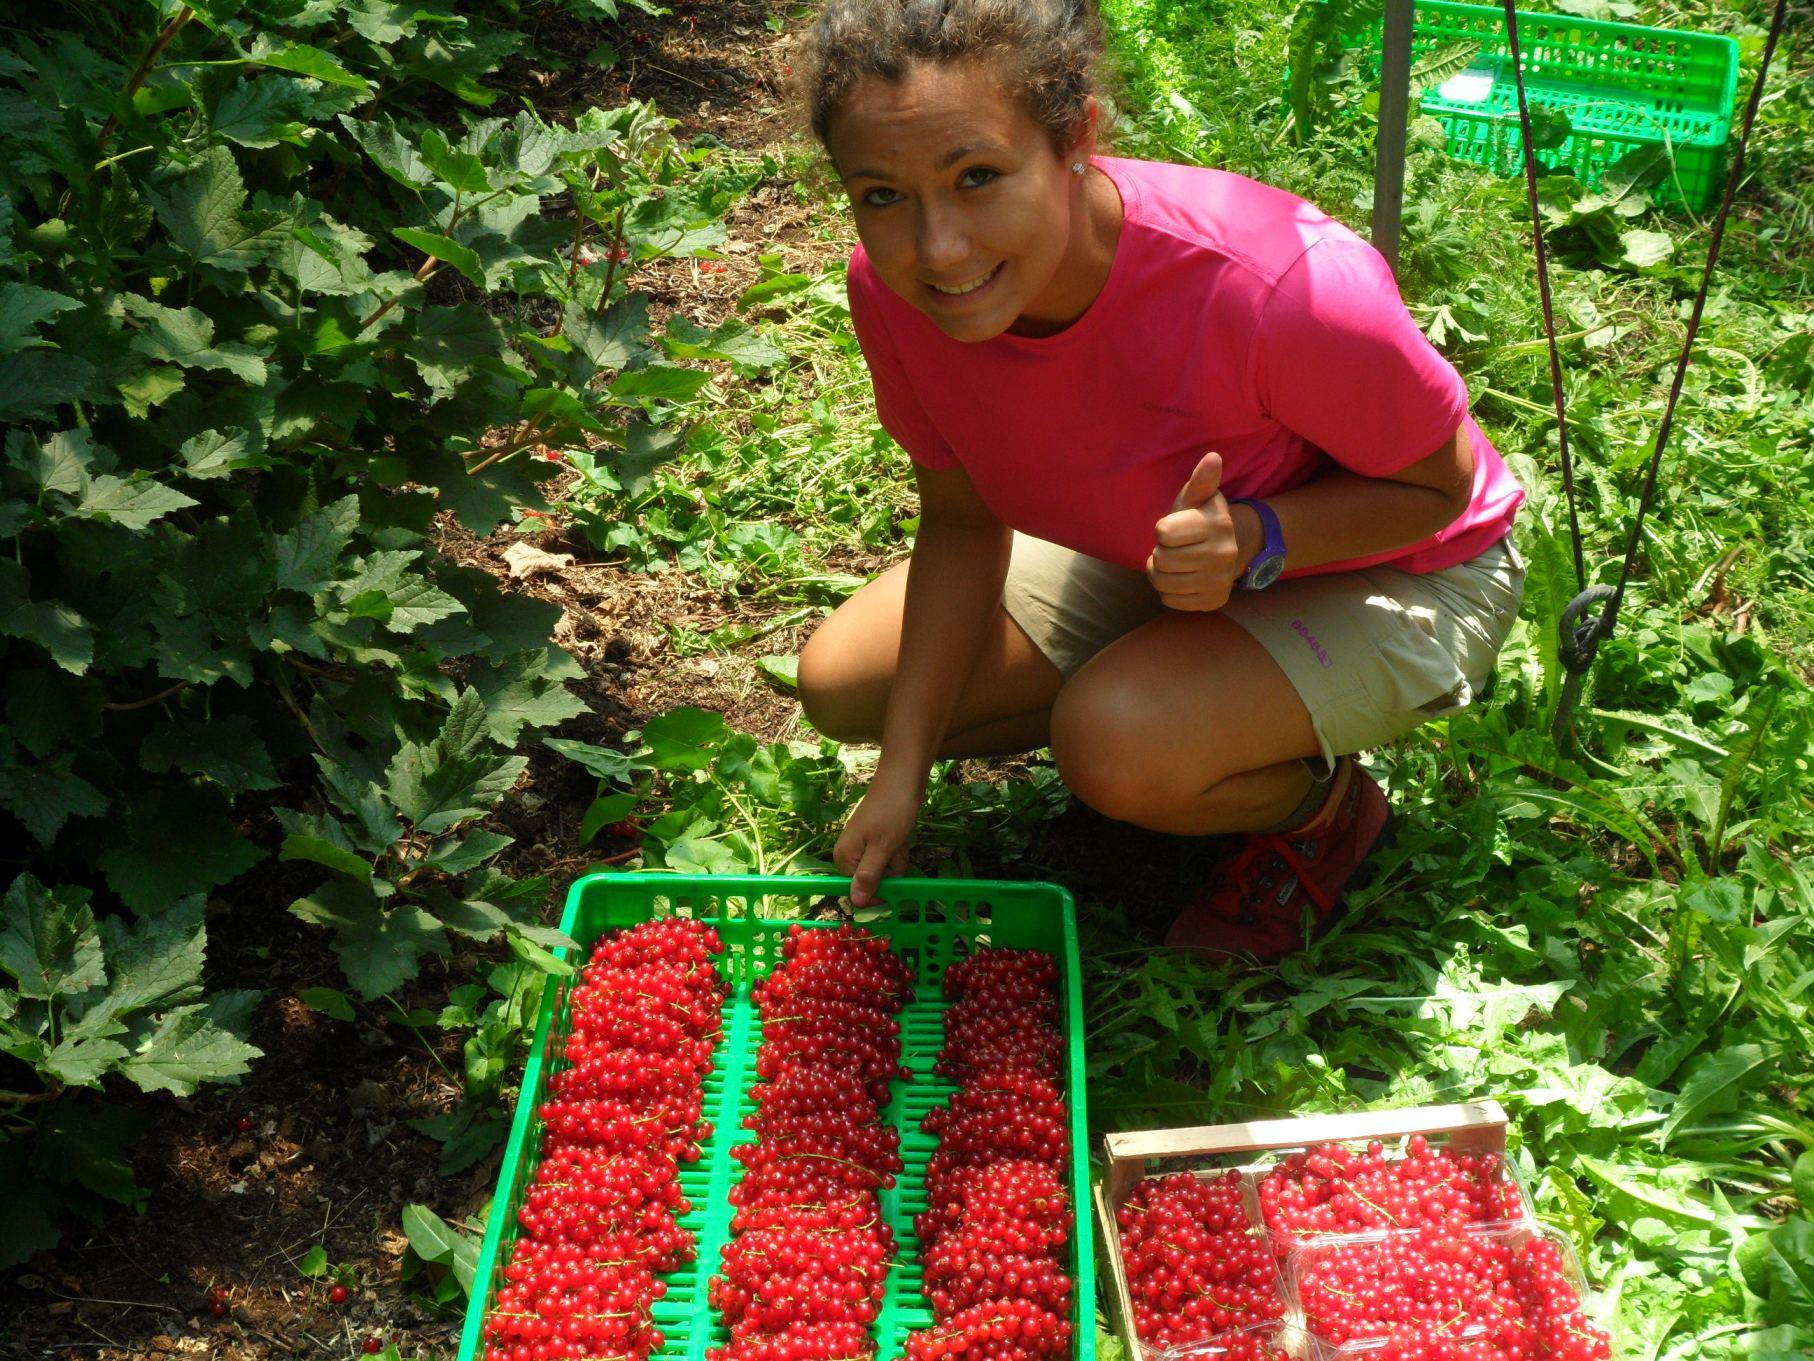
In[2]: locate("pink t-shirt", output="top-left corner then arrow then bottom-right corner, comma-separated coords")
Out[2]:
847,156 -> 1523,577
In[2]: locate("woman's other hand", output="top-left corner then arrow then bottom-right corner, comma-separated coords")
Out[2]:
1146,451 -> 1256,611
834,771 -> 921,906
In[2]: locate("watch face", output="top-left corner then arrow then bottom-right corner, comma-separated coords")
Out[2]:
1246,553 -> 1285,590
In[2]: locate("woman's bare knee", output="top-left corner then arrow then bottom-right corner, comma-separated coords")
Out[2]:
1049,673 -> 1203,825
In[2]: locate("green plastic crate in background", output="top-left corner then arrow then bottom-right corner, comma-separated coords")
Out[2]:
1339,0 -> 1739,210
457,873 -> 1098,1361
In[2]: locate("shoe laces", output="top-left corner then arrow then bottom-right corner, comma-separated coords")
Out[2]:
1212,832 -> 1338,922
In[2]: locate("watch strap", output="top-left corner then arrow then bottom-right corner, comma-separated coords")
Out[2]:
1230,497 -> 1285,589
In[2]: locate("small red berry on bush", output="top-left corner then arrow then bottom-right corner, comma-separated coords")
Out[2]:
210,1286 -> 229,1304
329,1284 -> 348,1304
362,1339 -> 383,1356
235,1115 -> 253,1132
209,1300 -> 228,1318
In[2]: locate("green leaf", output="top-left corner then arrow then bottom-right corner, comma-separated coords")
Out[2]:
0,597 -> 94,672
1795,1151 -> 1814,1214
298,986 -> 355,1023
380,576 -> 465,633
411,304 -> 505,399
97,789 -> 264,912
608,364 -> 712,403
210,76 -> 313,147
42,1034 -> 130,1086
0,763 -> 108,844
118,990 -> 262,1096
273,495 -> 359,594
579,791 -> 638,844
0,350 -> 96,420
76,898 -> 208,1034
0,283 -> 80,353
563,295 -> 652,372
1738,1220 -> 1814,1327
385,690 -> 527,835
419,128 -> 491,194
1601,142 -> 1669,203
71,474 -> 197,531
298,1244 -> 330,1278
425,830 -> 514,875
142,716 -> 282,792
1620,228 -> 1674,269
339,114 -> 433,189
281,834 -> 375,882
470,651 -> 588,743
0,1141 -> 66,1269
393,227 -> 484,288
31,1103 -> 147,1209
639,707 -> 729,772
0,876 -> 104,1001
290,880 -> 451,1000
5,668 -> 102,759
146,146 -> 288,272
663,835 -> 743,875
1660,1042 -> 1778,1147
256,42 -> 370,92
122,295 -> 269,384
180,429 -> 258,479
545,737 -> 638,782
662,315 -> 785,368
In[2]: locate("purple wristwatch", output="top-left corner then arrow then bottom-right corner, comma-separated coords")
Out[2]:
1230,498 -> 1286,590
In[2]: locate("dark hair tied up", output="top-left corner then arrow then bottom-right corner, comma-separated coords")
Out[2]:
804,0 -> 1106,154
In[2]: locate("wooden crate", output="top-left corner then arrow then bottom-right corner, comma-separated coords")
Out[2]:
1094,1101 -> 1511,1361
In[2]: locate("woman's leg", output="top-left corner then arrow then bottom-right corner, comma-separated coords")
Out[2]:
796,560 -> 1066,757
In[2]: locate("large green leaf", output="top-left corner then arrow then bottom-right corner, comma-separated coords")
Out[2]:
1738,1219 -> 1814,1327
338,114 -> 434,189
121,295 -> 269,385
117,990 -> 262,1096
470,650 -> 588,743
639,707 -> 730,772
0,876 -> 104,1001
145,146 -> 289,272
0,282 -> 80,353
97,788 -> 264,912
30,1103 -> 147,1209
1659,1042 -> 1779,1148
290,880 -> 451,999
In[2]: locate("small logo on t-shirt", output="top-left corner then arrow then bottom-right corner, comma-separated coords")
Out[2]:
1142,400 -> 1201,418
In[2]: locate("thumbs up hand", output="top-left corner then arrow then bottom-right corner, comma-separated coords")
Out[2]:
1146,451 -> 1244,612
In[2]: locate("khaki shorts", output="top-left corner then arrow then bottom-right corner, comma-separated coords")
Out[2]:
1001,533 -> 1526,766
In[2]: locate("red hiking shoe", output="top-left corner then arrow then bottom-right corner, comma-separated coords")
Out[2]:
1164,762 -> 1395,962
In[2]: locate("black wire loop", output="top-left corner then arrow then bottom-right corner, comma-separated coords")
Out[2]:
1558,585 -> 1617,676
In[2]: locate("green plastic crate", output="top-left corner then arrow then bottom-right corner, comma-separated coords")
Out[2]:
1340,0 -> 1739,210
457,873 -> 1098,1361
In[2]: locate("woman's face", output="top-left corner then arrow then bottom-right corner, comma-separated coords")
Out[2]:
826,60 -> 1106,343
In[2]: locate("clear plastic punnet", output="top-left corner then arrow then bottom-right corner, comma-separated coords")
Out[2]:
1156,1321 -> 1308,1361
1252,1129 -> 1534,1250
1290,1224 -> 1613,1360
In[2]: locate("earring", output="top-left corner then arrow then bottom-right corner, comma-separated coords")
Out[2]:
1071,161 -> 1085,175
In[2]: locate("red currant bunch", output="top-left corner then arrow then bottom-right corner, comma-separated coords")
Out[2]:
710,925 -> 908,1360
482,917 -> 723,1361
909,948 -> 1073,1358
1259,1134 -> 1525,1242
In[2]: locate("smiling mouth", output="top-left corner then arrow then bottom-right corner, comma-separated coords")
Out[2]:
926,264 -> 1001,297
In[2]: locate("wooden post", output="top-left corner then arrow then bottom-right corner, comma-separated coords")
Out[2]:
1372,0 -> 1417,272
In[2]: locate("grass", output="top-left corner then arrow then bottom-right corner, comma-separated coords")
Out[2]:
560,2 -> 1814,1358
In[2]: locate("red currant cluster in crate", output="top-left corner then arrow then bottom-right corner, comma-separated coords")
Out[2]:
907,948 -> 1074,1361
1299,1229 -> 1613,1360
483,918 -> 727,1361
705,924 -> 915,1361
1258,1135 -> 1524,1239
1115,1170 -> 1284,1350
